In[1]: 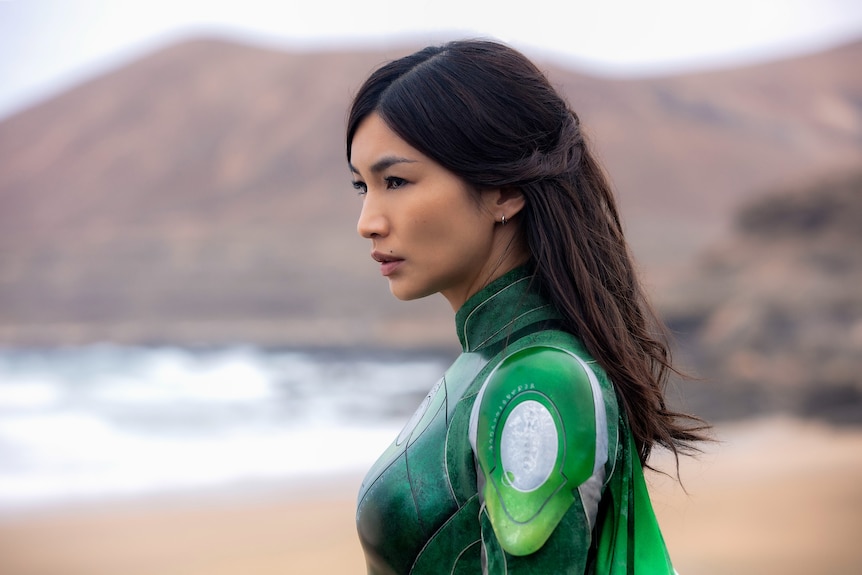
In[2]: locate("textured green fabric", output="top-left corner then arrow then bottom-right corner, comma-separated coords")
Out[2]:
355,267 -> 675,574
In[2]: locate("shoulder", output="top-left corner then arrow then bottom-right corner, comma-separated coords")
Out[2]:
469,345 -> 606,455
468,344 -> 609,556
480,344 -> 600,400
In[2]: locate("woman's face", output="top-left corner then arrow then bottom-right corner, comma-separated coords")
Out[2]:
350,113 -> 508,310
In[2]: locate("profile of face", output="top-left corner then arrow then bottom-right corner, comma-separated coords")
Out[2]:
350,114 -> 525,310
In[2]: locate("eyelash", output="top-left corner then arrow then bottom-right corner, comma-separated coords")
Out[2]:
351,176 -> 408,196
385,176 -> 407,190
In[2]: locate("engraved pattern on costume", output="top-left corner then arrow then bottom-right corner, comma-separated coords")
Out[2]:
462,277 -> 530,350
450,539 -> 481,574
409,494 -> 480,572
478,526 -> 511,575
499,400 -> 558,492
397,376 -> 443,445
472,304 -> 553,350
479,535 -> 490,575
441,386 -> 459,502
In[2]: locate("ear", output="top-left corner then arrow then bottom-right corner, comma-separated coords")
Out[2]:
484,186 -> 525,222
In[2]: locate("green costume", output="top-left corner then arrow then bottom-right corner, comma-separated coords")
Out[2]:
356,267 -> 675,574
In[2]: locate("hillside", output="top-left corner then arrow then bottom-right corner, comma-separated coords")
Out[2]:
0,37 -> 861,352
663,169 -> 862,422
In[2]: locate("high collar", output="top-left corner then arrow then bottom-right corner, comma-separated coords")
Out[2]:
455,266 -> 560,352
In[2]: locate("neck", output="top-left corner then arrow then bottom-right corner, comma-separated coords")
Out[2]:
442,225 -> 529,311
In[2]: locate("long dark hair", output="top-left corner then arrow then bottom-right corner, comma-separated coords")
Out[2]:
346,40 -> 707,464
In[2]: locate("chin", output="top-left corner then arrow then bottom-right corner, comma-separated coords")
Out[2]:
388,280 -> 434,302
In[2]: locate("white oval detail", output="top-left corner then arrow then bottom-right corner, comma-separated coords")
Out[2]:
396,378 -> 442,445
500,400 -> 558,492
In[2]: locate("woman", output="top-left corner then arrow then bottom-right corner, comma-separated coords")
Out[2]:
346,40 -> 706,575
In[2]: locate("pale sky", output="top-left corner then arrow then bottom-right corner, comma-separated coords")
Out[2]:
1,0 -> 862,120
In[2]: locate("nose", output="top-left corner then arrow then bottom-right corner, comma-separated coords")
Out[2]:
357,192 -> 388,239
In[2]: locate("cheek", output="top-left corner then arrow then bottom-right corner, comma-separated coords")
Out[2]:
407,202 -> 453,238
404,185 -> 489,254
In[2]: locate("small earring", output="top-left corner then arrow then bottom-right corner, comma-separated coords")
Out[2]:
500,215 -> 507,225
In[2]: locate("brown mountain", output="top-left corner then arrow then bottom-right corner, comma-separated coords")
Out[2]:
1,37 -> 861,352
663,169 -> 862,423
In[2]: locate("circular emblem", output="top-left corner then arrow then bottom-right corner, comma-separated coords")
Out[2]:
500,400 -> 558,492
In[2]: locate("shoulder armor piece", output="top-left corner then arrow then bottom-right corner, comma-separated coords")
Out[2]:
469,345 -> 608,556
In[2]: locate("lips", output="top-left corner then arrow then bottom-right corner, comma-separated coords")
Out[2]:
371,250 -> 404,277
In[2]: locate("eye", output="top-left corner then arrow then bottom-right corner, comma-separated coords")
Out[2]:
385,176 -> 407,190
352,180 -> 367,196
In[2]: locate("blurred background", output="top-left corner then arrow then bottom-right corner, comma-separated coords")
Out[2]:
1,1 -> 861,573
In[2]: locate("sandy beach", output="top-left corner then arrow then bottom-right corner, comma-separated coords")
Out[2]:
1,416 -> 860,575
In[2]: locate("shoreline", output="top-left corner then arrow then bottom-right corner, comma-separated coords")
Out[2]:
1,416 -> 861,574
4,343 -> 857,427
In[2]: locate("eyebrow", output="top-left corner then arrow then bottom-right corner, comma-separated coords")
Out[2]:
349,155 -> 417,175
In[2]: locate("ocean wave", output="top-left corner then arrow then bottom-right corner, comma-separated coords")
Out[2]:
0,345 -> 447,510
